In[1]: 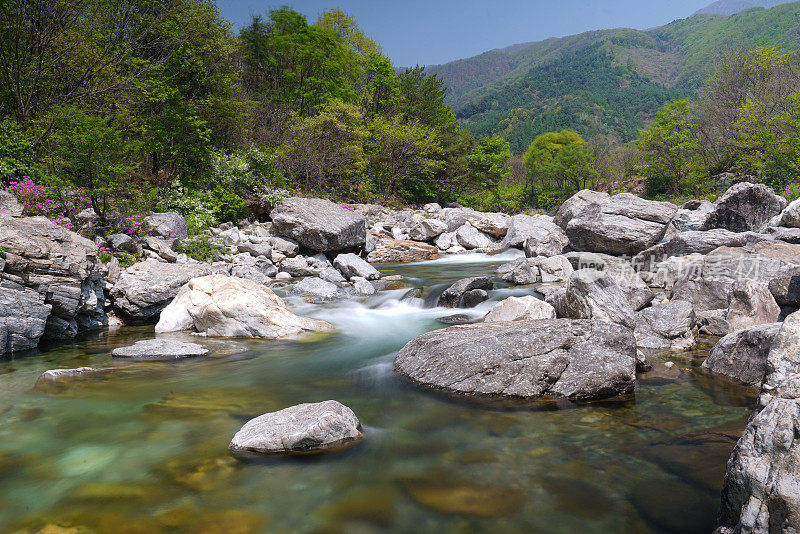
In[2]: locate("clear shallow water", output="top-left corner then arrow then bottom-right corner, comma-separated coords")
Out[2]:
0,254 -> 756,533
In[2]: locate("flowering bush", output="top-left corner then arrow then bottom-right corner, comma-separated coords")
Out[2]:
5,177 -> 91,229
117,215 -> 149,236
339,203 -> 356,212
784,183 -> 800,201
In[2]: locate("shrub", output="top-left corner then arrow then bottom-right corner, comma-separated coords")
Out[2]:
114,251 -> 137,269
0,247 -> 5,259
175,235 -> 228,262
98,251 -> 113,264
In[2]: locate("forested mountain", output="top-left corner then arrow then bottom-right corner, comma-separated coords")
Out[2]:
429,2 -> 800,152
695,0 -> 794,16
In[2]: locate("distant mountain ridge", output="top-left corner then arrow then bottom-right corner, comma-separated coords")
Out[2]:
428,2 -> 800,152
695,0 -> 794,16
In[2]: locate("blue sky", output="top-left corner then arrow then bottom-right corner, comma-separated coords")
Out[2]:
217,0 -> 714,66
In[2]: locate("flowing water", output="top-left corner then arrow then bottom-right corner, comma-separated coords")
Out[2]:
0,253 -> 757,533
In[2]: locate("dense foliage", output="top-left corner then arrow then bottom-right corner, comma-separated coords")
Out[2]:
0,1 -> 505,233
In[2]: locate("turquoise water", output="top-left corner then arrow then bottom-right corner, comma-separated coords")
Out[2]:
0,254 -> 755,533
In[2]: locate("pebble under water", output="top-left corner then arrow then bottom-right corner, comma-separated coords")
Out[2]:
0,253 -> 756,533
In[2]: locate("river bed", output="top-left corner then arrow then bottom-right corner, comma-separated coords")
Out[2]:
0,253 -> 755,533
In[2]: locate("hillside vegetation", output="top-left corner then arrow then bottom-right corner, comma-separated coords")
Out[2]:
429,2 -> 800,152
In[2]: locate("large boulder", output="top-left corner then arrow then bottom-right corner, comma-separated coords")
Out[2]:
110,259 -> 213,322
633,229 -> 764,269
521,218 -> 569,258
0,215 -> 106,341
497,258 -> 540,285
366,236 -> 438,263
547,269 -> 637,328
438,277 -> 494,308
333,253 -> 380,281
145,212 -> 188,239
0,281 -> 51,354
504,214 -> 548,248
155,274 -> 333,338
634,300 -> 697,353
724,280 -> 780,332
715,313 -> 800,533
768,265 -> 800,307
270,197 -> 366,252
672,242 -> 800,312
566,252 -> 654,310
289,277 -> 347,302
668,200 -> 715,232
553,189 -> 610,229
455,224 -> 499,250
394,319 -> 637,401
702,323 -> 782,385
704,182 -> 787,233
465,211 -> 510,238
565,193 -> 678,255
229,400 -> 363,456
483,296 -> 556,322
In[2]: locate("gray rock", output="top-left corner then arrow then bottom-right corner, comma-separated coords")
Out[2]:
333,253 -> 380,281
466,211 -> 510,238
634,301 -> 696,353
504,214 -> 547,248
0,189 -> 23,217
112,338 -> 209,361
271,197 -> 367,252
775,197 -> 800,228
238,241 -> 273,259
462,288 -> 489,307
0,282 -> 51,353
229,400 -> 363,455
553,189 -> 609,229
0,215 -> 106,340
351,277 -> 376,296
439,207 -> 474,232
290,277 -> 347,302
110,233 -> 139,254
484,296 -> 556,322
702,323 -> 782,385
724,280 -> 780,332
143,236 -> 177,262
532,255 -> 574,283
704,182 -> 787,233
280,256 -> 314,277
145,212 -> 188,239
669,200 -> 714,232
716,313 -> 800,533
231,256 -> 277,285
318,267 -> 346,284
110,259 -> 213,322
269,236 -> 300,257
565,193 -> 678,255
768,265 -> 800,307
394,319 -> 637,401
633,229 -> 764,268
521,218 -> 569,258
438,277 -> 494,308
219,228 -> 241,245
547,269 -> 637,328
565,252 -> 654,311
455,224 -> 499,250
409,218 -> 448,242
639,254 -> 704,291
434,231 -> 455,251
75,208 -> 99,225
497,258 -> 539,285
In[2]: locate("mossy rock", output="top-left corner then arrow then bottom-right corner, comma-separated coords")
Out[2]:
318,485 -> 397,526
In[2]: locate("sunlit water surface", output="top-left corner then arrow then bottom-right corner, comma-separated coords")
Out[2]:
0,253 -> 756,533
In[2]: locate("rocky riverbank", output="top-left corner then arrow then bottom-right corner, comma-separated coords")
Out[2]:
2,183 -> 800,531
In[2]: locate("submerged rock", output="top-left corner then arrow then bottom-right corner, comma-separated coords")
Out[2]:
228,400 -> 363,455
402,477 -> 525,518
37,367 -> 102,382
394,319 -> 636,401
156,274 -> 333,338
111,339 -> 210,361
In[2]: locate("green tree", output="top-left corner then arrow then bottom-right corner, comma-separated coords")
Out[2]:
467,133 -> 512,190
523,129 -> 586,188
315,8 -> 382,59
365,116 -> 443,200
240,8 -> 358,117
359,54 -> 400,118
638,99 -> 704,196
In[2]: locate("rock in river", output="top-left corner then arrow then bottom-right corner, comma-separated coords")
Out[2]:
156,274 -> 333,338
270,197 -> 366,252
438,277 -> 494,308
484,296 -> 556,322
394,319 -> 637,401
111,339 -> 210,361
110,259 -> 213,322
229,400 -> 363,455
702,323 -> 782,385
